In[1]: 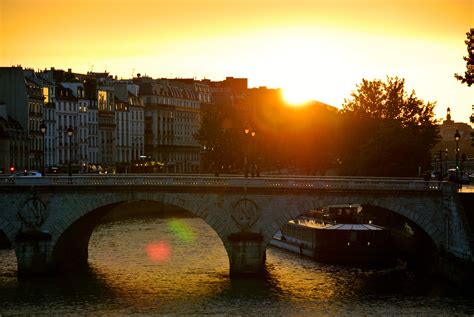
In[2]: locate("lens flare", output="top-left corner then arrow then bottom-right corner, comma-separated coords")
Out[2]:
168,219 -> 195,243
146,241 -> 171,262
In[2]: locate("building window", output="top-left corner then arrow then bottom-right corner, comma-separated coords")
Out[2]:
43,87 -> 49,103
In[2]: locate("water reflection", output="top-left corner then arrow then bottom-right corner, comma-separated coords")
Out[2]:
1,215 -> 473,315
87,217 -> 229,310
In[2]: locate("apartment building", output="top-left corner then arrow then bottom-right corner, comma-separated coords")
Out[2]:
137,77 -> 201,173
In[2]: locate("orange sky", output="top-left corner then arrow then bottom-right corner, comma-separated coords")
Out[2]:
1,0 -> 473,122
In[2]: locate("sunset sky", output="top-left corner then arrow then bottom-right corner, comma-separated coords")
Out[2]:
1,0 -> 472,122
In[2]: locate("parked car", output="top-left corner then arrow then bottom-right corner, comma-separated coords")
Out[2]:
9,170 -> 43,178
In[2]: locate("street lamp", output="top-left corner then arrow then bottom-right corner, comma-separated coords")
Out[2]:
211,146 -> 218,176
444,148 -> 448,177
438,149 -> 443,180
244,128 -> 250,178
251,131 -> 257,177
67,126 -> 74,176
454,129 -> 460,178
39,121 -> 47,175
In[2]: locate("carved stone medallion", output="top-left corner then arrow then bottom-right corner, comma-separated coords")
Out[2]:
231,198 -> 260,229
18,194 -> 47,229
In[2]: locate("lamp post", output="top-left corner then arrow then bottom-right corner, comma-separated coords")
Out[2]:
211,146 -> 218,176
251,130 -> 257,177
39,121 -> 47,175
454,129 -> 460,179
67,126 -> 74,176
444,148 -> 448,177
244,127 -> 250,178
201,145 -> 207,173
438,149 -> 443,180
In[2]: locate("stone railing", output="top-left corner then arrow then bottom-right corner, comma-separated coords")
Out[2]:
0,175 -> 444,192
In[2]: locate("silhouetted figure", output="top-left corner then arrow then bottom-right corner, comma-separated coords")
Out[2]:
423,172 -> 430,181
437,171 -> 443,181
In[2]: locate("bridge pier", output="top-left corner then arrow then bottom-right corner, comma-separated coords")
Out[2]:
227,232 -> 266,275
15,231 -> 54,276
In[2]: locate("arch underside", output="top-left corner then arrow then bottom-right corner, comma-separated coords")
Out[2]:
0,229 -> 12,249
0,217 -> 17,248
257,193 -> 444,251
47,196 -> 234,272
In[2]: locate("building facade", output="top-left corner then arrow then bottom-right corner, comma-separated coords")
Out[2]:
93,73 -> 116,169
0,66 -> 210,174
137,77 -> 201,173
24,73 -> 45,171
38,74 -> 57,170
55,84 -> 78,170
0,103 -> 28,173
434,107 -> 474,173
0,67 -> 45,172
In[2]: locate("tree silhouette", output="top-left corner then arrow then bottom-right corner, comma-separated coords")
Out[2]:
454,28 -> 474,87
339,76 -> 439,176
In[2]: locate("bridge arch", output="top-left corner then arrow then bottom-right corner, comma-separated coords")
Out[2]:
42,192 -> 236,273
254,193 -> 444,252
0,216 -> 17,248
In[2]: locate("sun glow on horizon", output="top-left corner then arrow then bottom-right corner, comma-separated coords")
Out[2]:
0,0 -> 472,121
282,86 -> 314,106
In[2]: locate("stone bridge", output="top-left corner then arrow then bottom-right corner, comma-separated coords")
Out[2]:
0,175 -> 471,278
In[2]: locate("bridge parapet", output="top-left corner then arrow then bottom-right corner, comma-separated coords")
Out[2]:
1,175 -> 443,191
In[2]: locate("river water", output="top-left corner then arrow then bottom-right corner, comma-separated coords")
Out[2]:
1,216 -> 473,316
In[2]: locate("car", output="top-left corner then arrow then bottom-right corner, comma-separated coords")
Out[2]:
9,170 -> 43,178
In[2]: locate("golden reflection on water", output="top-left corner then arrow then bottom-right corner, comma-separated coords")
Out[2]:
266,249 -> 337,301
1,216 -> 473,315
88,216 -> 343,309
88,218 -> 230,306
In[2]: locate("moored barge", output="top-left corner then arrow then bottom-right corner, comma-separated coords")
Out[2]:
270,205 -> 396,266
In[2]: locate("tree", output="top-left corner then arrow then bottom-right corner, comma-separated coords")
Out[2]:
454,28 -> 474,87
194,103 -> 246,173
339,77 -> 439,176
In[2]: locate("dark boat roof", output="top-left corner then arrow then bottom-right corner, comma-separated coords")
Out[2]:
322,224 -> 384,231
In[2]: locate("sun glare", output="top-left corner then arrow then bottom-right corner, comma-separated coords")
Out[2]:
282,85 -> 314,106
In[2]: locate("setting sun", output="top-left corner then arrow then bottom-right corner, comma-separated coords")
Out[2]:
282,87 -> 312,106
0,0 -> 471,120
282,82 -> 315,106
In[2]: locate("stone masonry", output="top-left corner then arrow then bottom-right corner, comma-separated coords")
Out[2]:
0,176 -> 471,276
